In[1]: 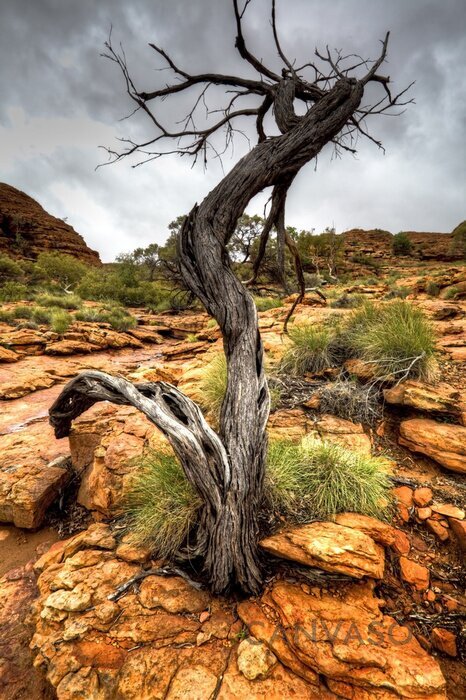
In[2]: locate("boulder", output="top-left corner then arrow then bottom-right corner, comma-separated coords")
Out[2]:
399,419 -> 466,474
333,512 -> 410,555
384,380 -> 466,425
0,423 -> 70,528
0,346 -> 18,363
236,638 -> 277,680
238,580 -> 446,699
399,556 -> 430,590
259,521 -> 385,579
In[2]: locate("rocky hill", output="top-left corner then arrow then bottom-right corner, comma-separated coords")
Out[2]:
0,183 -> 101,265
342,228 -> 458,260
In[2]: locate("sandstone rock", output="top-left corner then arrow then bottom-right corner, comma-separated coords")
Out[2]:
425,519 -> 449,542
0,182 -> 100,264
44,585 -> 92,612
399,556 -> 430,590
0,346 -> 18,363
333,512 -> 410,555
448,517 -> 466,551
315,413 -> 372,453
238,579 -> 446,699
0,424 -> 70,528
430,503 -> 464,520
237,637 -> 277,680
431,628 -> 457,657
417,507 -> 433,521
414,487 -> 434,507
399,419 -> 466,474
260,522 -> 385,579
0,564 -> 51,700
138,575 -> 210,614
393,485 -> 414,507
384,380 -> 466,425
44,339 -> 99,355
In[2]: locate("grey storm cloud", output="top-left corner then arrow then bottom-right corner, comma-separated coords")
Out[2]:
0,0 -> 465,260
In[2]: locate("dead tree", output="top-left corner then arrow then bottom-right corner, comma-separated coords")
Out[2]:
49,0 -> 412,595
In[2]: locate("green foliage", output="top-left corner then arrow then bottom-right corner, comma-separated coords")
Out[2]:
0,281 -> 29,301
31,307 -> 53,325
346,300 -> 437,381
265,438 -> 391,522
0,254 -> 22,283
36,252 -> 87,288
186,333 -> 199,343
330,293 -> 364,309
350,254 -> 382,272
392,232 -> 413,256
279,323 -> 335,375
122,450 -> 201,558
443,286 -> 459,300
383,286 -> 410,300
50,310 -> 72,335
425,281 -> 440,297
11,305 -> 34,320
74,305 -> 136,331
198,353 -> 228,420
0,309 -> 14,324
254,296 -> 283,311
35,293 -> 82,309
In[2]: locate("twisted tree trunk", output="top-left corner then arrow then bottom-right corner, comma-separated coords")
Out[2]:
50,77 -> 363,594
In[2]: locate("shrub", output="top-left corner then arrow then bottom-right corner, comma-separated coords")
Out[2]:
383,286 -> 410,300
254,296 -> 283,311
31,307 -> 53,325
0,281 -> 29,301
36,252 -> 87,288
197,353 -> 228,419
265,438 -> 391,522
35,293 -> 82,309
74,306 -> 136,331
11,305 -> 34,319
121,450 -> 201,558
0,254 -> 22,283
51,310 -> 72,335
351,254 -> 382,272
186,333 -> 199,343
330,293 -> 364,309
443,286 -> 459,300
392,232 -> 412,256
425,281 -> 440,297
0,309 -> 14,324
105,309 -> 137,332
347,300 -> 437,381
279,323 -> 335,375
318,381 -> 382,425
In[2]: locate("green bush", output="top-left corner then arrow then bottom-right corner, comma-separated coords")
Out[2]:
279,323 -> 335,375
392,232 -> 412,256
122,450 -> 201,558
11,305 -> 34,319
50,310 -> 72,335
351,254 -> 382,272
0,309 -> 14,324
265,438 -> 391,522
31,307 -> 53,325
443,286 -> 459,300
254,296 -> 283,312
0,281 -> 29,301
35,293 -> 82,309
36,252 -> 87,288
425,281 -> 440,297
74,305 -> 136,331
346,300 -> 437,381
0,255 -> 22,283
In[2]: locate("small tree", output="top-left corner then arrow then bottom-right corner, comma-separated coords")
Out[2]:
392,231 -> 412,256
50,0 -> 412,594
37,252 -> 87,291
0,254 -> 22,284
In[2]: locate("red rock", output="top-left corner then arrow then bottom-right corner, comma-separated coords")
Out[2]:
393,486 -> 414,507
431,503 -> 465,520
417,507 -> 433,520
399,419 -> 466,474
413,487 -> 433,507
426,519 -> 449,542
448,517 -> 466,551
0,346 -> 18,363
399,556 -> 430,590
384,381 -> 466,426
333,512 -> 410,555
431,628 -> 457,657
0,182 -> 100,264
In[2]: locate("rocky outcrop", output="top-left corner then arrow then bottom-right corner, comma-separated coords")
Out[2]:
384,380 -> 466,425
341,228 -> 459,261
0,422 -> 70,528
399,418 -> 466,474
0,183 -> 100,264
29,522 -> 446,700
259,522 -> 385,579
238,580 -> 446,699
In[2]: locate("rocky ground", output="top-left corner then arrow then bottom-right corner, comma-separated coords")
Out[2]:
0,263 -> 465,699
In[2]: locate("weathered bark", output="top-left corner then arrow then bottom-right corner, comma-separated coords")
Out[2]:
49,76 -> 364,594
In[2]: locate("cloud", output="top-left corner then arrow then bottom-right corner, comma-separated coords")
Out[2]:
1,0 -> 465,261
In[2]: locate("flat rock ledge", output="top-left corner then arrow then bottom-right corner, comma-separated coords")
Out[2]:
29,522 -> 446,699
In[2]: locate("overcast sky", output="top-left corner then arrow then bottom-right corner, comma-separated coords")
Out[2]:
1,0 -> 465,261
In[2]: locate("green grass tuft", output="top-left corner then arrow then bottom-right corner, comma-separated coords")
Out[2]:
346,300 -> 437,381
50,309 -> 72,335
254,296 -> 283,312
266,438 -> 391,522
121,450 -> 201,558
279,323 -> 335,375
198,353 -> 228,419
35,293 -> 82,309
